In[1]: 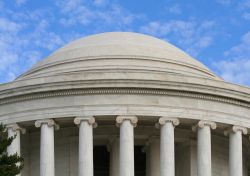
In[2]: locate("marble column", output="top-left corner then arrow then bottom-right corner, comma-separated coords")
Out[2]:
7,123 -> 26,176
35,119 -> 59,176
145,137 -> 160,176
156,117 -> 179,176
116,115 -> 138,176
225,126 -> 247,176
74,116 -> 97,176
194,121 -> 216,176
108,136 -> 120,176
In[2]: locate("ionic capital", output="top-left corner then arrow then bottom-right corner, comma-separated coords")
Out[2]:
74,116 -> 97,128
6,123 -> 26,134
224,125 -> 248,136
192,120 -> 216,131
116,116 -> 138,127
155,117 -> 180,129
35,119 -> 60,130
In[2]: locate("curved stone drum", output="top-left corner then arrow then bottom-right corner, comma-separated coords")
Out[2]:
1,32 -> 250,176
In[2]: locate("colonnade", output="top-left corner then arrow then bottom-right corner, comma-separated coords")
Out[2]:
7,116 -> 248,176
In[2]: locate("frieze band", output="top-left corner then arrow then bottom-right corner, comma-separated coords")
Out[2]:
0,88 -> 249,108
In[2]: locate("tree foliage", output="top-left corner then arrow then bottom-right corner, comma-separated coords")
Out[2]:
0,124 -> 24,176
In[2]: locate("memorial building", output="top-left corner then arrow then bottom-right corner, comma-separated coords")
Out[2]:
1,32 -> 250,176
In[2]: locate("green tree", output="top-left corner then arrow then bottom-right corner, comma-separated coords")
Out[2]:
0,124 -> 23,176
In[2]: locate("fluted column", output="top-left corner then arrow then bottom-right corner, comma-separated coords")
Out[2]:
225,126 -> 247,176
35,119 -> 59,176
145,137 -> 160,176
7,123 -> 26,176
193,121 -> 216,176
156,117 -> 179,176
108,136 -> 120,176
74,116 -> 97,176
116,115 -> 138,176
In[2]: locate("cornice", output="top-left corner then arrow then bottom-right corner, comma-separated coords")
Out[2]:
0,87 -> 249,108
19,55 -> 217,80
1,73 -> 250,102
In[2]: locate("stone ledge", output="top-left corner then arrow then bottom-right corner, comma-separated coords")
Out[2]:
0,87 -> 249,108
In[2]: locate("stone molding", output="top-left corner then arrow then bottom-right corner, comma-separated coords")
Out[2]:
6,123 -> 26,134
192,120 -> 217,131
224,125 -> 248,136
19,55 -> 215,79
0,88 -> 249,108
116,115 -> 138,127
35,119 -> 60,130
155,117 -> 180,129
74,116 -> 98,128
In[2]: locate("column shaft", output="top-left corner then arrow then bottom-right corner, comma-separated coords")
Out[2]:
79,121 -> 94,176
156,117 -> 179,176
229,131 -> 242,176
7,124 -> 24,176
228,126 -> 247,176
40,123 -> 55,176
160,122 -> 175,176
197,126 -> 211,176
146,138 -> 160,176
35,119 -> 58,176
109,137 -> 120,176
74,116 -> 96,176
120,120 -> 134,176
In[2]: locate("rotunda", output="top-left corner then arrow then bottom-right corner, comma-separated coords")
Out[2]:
1,32 -> 250,176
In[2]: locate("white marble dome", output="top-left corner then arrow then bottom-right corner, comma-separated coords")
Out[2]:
18,32 -> 221,81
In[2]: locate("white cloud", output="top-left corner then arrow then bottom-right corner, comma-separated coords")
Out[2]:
213,59 -> 250,86
239,0 -> 250,10
15,0 -> 27,5
243,12 -> 250,20
0,17 -> 26,81
0,18 -> 23,32
186,36 -> 213,56
238,0 -> 250,20
168,4 -> 182,14
140,20 -> 216,57
0,9 -> 64,83
0,33 -> 24,81
94,0 -> 107,6
0,2 -> 3,10
216,0 -> 231,5
224,32 -> 250,58
212,32 -> 250,86
57,0 -> 142,29
140,20 -> 195,39
29,20 -> 64,50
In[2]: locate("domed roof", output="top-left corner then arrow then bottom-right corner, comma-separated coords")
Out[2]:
18,32 -> 221,81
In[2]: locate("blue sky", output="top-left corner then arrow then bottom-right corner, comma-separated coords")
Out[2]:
0,0 -> 250,86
